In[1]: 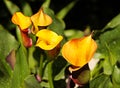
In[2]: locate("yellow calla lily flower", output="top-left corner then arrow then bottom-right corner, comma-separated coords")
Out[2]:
36,29 -> 63,50
11,12 -> 31,30
31,8 -> 53,34
62,34 -> 97,67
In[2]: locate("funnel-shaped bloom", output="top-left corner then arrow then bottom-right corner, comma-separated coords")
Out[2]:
11,12 -> 32,47
11,12 -> 31,30
36,29 -> 63,50
62,34 -> 97,67
31,8 -> 52,34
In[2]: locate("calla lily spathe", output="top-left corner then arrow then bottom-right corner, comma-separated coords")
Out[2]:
62,34 -> 97,67
36,29 -> 63,50
11,12 -> 32,47
11,12 -> 32,30
31,8 -> 53,34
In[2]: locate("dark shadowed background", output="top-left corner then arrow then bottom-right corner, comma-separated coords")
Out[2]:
1,0 -> 120,30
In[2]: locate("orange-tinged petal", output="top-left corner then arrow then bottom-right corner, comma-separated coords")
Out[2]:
31,8 -> 52,34
11,12 -> 31,30
36,29 -> 63,50
62,34 -> 97,67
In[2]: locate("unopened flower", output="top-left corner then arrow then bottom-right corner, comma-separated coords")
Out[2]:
36,29 -> 63,50
62,34 -> 97,67
31,8 -> 52,34
11,12 -> 32,47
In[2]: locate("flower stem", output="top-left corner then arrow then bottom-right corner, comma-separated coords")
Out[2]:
39,54 -> 44,77
48,60 -> 54,88
16,27 -> 22,44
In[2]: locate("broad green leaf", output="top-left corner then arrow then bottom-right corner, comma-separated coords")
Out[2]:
90,74 -> 113,88
0,26 -> 19,76
56,0 -> 78,19
43,7 -> 65,35
10,45 -> 30,88
24,75 -> 42,88
3,0 -> 20,15
97,25 -> 120,74
103,14 -> 120,31
112,65 -> 120,87
0,29 -> 19,60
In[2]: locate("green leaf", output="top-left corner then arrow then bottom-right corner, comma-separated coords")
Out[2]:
42,0 -> 51,8
64,29 -> 83,40
24,75 -> 42,88
0,29 -> 19,59
103,56 -> 113,75
112,65 -> 120,87
53,56 -> 67,81
22,2 -> 33,16
3,0 -> 20,15
90,74 -> 113,88
10,45 -> 30,88
28,47 -> 38,73
56,0 -> 78,19
103,14 -> 120,31
0,75 -> 11,88
43,7 -> 65,35
0,28 -> 19,77
97,25 -> 120,75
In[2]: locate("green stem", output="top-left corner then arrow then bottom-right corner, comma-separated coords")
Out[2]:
16,27 -> 22,44
39,54 -> 44,77
48,60 -> 54,88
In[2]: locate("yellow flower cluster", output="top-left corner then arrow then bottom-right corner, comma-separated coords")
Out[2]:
11,7 -> 97,69
11,8 -> 63,50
